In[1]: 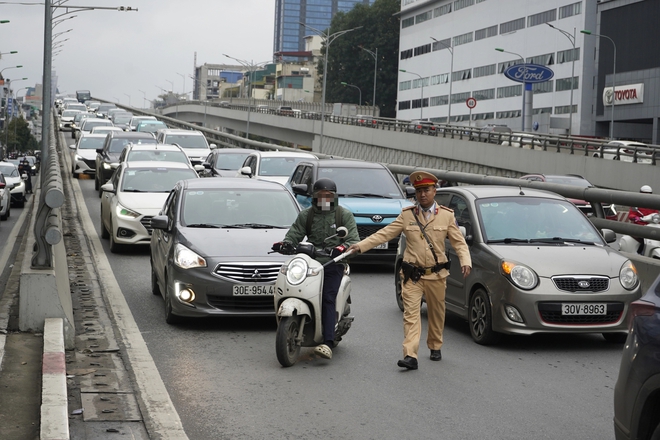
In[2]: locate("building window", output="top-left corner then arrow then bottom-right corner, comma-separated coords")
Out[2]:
473,88 -> 495,101
533,107 -> 552,115
497,110 -> 521,119
556,76 -> 579,91
451,91 -> 471,104
411,98 -> 429,109
453,0 -> 474,11
400,49 -> 413,60
430,73 -> 449,85
415,10 -> 433,24
475,25 -> 498,41
432,38 -> 452,51
430,95 -> 449,106
434,4 -> 451,17
528,9 -> 556,27
497,85 -> 522,98
399,80 -> 411,91
452,68 -> 472,82
533,81 -> 553,94
498,59 -> 523,73
411,77 -> 429,88
557,47 -> 580,63
473,64 -> 496,78
453,31 -> 473,46
526,52 -> 554,66
559,2 -> 581,19
500,17 -> 525,34
414,43 -> 432,56
399,100 -> 411,110
473,112 -> 494,120
401,17 -> 414,29
555,104 -> 577,114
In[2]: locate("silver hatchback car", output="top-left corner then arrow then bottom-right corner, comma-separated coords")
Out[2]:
395,186 -> 642,344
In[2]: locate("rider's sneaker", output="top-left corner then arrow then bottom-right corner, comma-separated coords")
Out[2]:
314,344 -> 332,359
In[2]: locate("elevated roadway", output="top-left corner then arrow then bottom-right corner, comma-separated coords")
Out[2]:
162,102 -> 659,193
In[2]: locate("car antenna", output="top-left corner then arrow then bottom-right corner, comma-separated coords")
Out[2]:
519,186 -> 525,196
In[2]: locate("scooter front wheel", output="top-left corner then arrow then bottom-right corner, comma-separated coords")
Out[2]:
276,316 -> 301,367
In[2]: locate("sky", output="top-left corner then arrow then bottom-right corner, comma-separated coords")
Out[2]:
1,0 -> 275,106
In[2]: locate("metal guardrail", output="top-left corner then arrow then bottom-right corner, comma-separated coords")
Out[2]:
32,111 -> 64,269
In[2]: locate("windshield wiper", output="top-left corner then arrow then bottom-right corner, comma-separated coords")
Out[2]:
486,238 -> 534,244
121,189 -> 146,193
186,223 -> 221,228
229,223 -> 286,229
532,237 -> 598,246
340,193 -> 392,199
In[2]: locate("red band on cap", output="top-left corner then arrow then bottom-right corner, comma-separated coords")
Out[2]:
413,178 -> 436,187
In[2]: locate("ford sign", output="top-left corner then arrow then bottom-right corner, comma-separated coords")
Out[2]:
504,64 -> 554,84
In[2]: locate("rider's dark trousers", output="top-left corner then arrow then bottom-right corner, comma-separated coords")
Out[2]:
322,263 -> 344,345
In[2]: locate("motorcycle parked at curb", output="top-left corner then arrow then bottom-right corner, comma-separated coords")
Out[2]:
618,211 -> 660,258
272,227 -> 354,367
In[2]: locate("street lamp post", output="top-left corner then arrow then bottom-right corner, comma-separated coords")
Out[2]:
138,89 -> 146,108
431,37 -> 454,124
166,79 -> 174,93
340,82 -> 361,106
224,54 -> 271,139
582,30 -> 616,140
0,50 -> 18,59
124,93 -> 131,106
299,22 -> 362,154
496,48 -> 527,131
399,69 -> 424,120
358,46 -> 378,116
176,72 -> 186,100
0,65 -> 23,77
547,24 -> 576,136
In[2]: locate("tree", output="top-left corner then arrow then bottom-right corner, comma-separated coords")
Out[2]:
320,0 -> 400,118
1,116 -> 37,156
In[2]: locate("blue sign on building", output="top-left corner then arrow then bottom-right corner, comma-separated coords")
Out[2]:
504,64 -> 554,84
6,97 -> 12,119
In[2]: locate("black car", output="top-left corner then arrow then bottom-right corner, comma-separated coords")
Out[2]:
613,274 -> 660,440
201,148 -> 256,177
95,131 -> 157,196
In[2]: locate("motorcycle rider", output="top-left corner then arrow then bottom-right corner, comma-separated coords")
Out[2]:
628,185 -> 658,225
272,178 -> 359,359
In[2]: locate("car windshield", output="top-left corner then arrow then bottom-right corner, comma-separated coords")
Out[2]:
137,122 -> 166,133
67,105 -> 86,112
213,153 -> 251,170
98,105 -> 116,112
477,197 -> 603,244
62,110 -> 81,117
165,135 -> 208,149
121,168 -> 197,193
78,137 -> 106,150
181,189 -> 298,228
109,137 -> 157,153
83,120 -> 112,130
259,157 -> 309,177
0,164 -> 18,177
320,167 -> 403,199
113,114 -> 133,124
126,150 -> 189,164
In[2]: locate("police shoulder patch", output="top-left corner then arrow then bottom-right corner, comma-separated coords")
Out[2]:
403,205 -> 415,211
440,205 -> 453,212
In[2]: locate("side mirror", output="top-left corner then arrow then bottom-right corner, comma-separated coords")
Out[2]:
151,215 -> 169,231
336,226 -> 348,238
405,187 -> 416,198
239,166 -> 253,178
203,162 -> 211,169
96,148 -> 104,154
194,164 -> 205,172
100,182 -> 115,194
601,229 -> 617,244
209,143 -> 217,149
292,184 -> 309,196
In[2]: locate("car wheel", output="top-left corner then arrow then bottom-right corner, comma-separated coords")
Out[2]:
276,316 -> 301,367
151,260 -> 161,296
469,289 -> 500,345
164,281 -> 183,325
100,209 -> 109,239
395,260 -> 404,312
651,421 -> 660,440
98,183 -> 103,198
1,206 -> 7,220
94,175 -> 99,190
108,221 -> 122,253
602,332 -> 627,343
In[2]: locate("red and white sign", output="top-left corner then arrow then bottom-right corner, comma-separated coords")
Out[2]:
603,83 -> 644,106
466,97 -> 477,109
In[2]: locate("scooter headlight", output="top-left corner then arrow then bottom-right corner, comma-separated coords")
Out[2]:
619,260 -> 639,291
286,257 -> 308,286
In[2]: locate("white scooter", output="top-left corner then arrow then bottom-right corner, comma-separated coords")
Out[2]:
618,211 -> 660,258
273,227 -> 354,367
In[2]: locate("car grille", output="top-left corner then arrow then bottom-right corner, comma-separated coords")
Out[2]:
552,276 -> 609,292
207,295 -> 273,311
213,263 -> 281,283
356,225 -> 399,250
140,216 -> 154,235
83,159 -> 95,169
538,302 -> 624,325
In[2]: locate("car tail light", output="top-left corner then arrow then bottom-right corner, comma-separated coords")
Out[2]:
628,299 -> 657,329
623,149 -> 634,154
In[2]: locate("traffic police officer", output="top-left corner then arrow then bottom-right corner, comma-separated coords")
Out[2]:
347,171 -> 471,370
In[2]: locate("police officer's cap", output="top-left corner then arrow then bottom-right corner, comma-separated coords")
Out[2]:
409,171 -> 438,188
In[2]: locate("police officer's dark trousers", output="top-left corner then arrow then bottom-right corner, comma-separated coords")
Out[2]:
322,263 -> 344,345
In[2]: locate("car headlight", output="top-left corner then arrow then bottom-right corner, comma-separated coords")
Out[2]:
75,154 -> 83,161
501,260 -> 538,290
619,260 -> 639,290
285,257 -> 309,286
174,243 -> 206,269
116,203 -> 140,219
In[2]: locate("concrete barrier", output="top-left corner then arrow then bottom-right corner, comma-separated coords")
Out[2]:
40,318 -> 69,440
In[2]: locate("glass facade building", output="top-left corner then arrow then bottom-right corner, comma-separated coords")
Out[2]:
274,0 -> 374,55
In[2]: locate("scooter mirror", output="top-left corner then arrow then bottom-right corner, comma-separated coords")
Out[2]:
337,226 -> 348,238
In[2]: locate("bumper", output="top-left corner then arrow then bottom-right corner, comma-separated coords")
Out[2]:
111,214 -> 154,246
10,182 -> 26,203
73,158 -> 96,176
